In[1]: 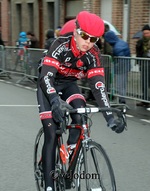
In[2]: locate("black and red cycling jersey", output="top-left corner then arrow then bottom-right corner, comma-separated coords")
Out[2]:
39,32 -> 113,121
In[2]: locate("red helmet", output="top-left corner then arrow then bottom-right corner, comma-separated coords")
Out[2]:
76,11 -> 104,37
60,19 -> 76,35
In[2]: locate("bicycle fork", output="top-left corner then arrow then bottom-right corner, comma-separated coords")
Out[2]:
81,138 -> 103,191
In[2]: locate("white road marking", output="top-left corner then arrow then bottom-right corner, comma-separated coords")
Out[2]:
140,119 -> 150,123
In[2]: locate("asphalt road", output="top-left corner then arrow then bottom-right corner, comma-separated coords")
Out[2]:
0,79 -> 150,191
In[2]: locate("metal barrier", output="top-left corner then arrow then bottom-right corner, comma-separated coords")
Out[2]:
0,47 -> 149,104
0,45 -> 9,78
79,55 -> 150,103
113,56 -> 150,103
3,46 -> 45,83
78,55 -> 113,100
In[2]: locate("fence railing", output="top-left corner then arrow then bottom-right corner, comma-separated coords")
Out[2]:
0,46 -> 149,104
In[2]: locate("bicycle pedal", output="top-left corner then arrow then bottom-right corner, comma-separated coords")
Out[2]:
65,179 -> 72,189
34,169 -> 43,180
71,181 -> 75,188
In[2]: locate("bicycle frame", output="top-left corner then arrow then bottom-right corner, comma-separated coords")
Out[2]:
57,120 -> 90,181
56,106 -> 127,184
57,109 -> 102,188
34,105 -> 127,191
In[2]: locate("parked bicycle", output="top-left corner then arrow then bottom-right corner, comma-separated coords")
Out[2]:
34,105 -> 127,191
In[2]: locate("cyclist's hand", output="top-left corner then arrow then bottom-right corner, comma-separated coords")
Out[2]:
107,118 -> 126,133
51,97 -> 72,123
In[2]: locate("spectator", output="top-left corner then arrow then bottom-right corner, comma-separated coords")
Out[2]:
0,33 -> 4,72
103,24 -> 113,55
102,24 -> 113,97
104,30 -> 131,104
27,31 -> 39,48
16,31 -> 30,48
0,33 -> 5,46
55,26 -> 61,38
15,31 -> 30,61
44,29 -> 55,50
136,24 -> 150,107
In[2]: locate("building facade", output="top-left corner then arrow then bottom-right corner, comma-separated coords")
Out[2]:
0,0 -> 150,54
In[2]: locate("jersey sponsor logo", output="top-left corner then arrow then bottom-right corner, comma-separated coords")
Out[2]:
52,43 -> 69,59
58,66 -> 86,79
65,57 -> 71,62
47,71 -> 53,77
95,81 -> 105,89
64,62 -> 72,67
43,57 -> 60,69
44,75 -> 56,94
87,68 -> 104,78
100,86 -> 109,107
95,81 -> 112,115
98,85 -> 112,115
76,59 -> 84,68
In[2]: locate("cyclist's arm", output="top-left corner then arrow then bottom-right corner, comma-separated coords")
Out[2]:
38,38 -> 65,103
87,68 -> 114,122
86,48 -> 114,122
39,56 -> 60,102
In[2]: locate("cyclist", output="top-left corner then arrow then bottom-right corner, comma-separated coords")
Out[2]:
37,11 -> 126,191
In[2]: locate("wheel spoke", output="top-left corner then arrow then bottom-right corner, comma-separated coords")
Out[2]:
75,141 -> 116,191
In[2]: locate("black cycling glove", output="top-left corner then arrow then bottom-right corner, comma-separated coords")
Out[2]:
51,96 -> 72,123
107,118 -> 126,133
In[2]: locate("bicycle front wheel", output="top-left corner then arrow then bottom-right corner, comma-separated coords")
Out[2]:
76,140 -> 116,191
34,127 -> 45,191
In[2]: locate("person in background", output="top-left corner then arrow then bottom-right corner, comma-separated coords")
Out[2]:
27,31 -> 39,48
44,29 -> 55,50
102,24 -> 113,97
0,32 -> 4,72
55,26 -> 62,38
16,31 -> 30,48
37,11 -> 126,191
136,24 -> 150,107
15,31 -> 30,61
103,24 -> 113,55
104,30 -> 131,104
0,32 -> 5,46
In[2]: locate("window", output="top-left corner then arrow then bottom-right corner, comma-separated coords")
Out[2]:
65,0 -> 83,22
47,2 -> 54,29
101,0 -> 112,22
16,3 -> 22,32
28,3 -> 34,32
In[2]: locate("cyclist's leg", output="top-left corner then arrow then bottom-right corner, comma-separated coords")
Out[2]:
61,82 -> 86,145
37,85 -> 58,191
41,118 -> 58,191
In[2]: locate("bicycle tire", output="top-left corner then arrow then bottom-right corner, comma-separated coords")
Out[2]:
54,145 -> 66,191
34,127 -> 45,191
34,127 -> 67,191
76,140 -> 116,191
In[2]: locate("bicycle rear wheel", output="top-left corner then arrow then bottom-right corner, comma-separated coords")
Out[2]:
76,140 -> 116,191
34,127 -> 45,191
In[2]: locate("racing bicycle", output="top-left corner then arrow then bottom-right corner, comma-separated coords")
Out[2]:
34,105 -> 127,191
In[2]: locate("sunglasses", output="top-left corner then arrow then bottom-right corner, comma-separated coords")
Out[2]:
76,29 -> 99,43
